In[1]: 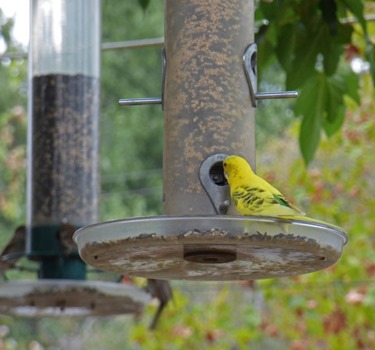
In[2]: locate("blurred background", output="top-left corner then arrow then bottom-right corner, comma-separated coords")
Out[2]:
0,0 -> 374,349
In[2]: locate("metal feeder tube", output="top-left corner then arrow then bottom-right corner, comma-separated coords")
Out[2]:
163,0 -> 256,215
27,0 -> 100,279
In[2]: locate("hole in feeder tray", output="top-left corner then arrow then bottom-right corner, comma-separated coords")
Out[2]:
209,161 -> 227,186
183,244 -> 236,264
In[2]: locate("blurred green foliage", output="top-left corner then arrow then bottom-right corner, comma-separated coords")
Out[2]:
0,9 -> 27,247
256,0 -> 373,164
100,0 -> 164,219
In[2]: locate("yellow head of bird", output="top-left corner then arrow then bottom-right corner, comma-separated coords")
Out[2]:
223,155 -> 253,184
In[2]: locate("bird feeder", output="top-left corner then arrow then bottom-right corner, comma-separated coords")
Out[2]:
0,0 -> 149,317
27,0 -> 101,278
0,280 -> 149,317
75,0 -> 347,280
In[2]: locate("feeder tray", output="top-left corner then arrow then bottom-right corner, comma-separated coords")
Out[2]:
0,280 -> 149,317
74,215 -> 348,281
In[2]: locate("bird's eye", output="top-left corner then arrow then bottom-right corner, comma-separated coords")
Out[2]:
223,162 -> 227,167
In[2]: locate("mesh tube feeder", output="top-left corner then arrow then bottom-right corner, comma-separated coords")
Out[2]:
27,0 -> 101,279
75,0 -> 348,280
0,0 -> 149,317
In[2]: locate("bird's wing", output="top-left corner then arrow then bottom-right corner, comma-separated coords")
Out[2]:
0,226 -> 26,275
255,175 -> 305,215
272,192 -> 305,215
232,185 -> 280,213
232,184 -> 304,216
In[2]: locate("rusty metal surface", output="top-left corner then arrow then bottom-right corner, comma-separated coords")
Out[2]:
163,0 -> 256,215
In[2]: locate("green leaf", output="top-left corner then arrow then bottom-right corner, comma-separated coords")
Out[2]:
138,0 -> 151,11
286,25 -> 325,89
325,75 -> 345,121
319,0 -> 339,35
324,74 -> 346,136
341,0 -> 367,35
337,66 -> 360,104
324,104 -> 345,137
365,43 -> 375,87
319,19 -> 351,77
295,74 -> 327,165
255,24 -> 269,46
257,40 -> 276,77
335,22 -> 354,45
295,65 -> 359,156
321,37 -> 342,76
275,24 -> 297,72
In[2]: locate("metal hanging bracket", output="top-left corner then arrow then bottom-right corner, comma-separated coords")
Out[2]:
118,48 -> 166,109
199,154 -> 231,215
243,43 -> 298,107
119,44 -> 298,109
118,97 -> 162,106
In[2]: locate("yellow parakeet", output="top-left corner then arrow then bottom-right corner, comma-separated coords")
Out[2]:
223,155 -> 305,217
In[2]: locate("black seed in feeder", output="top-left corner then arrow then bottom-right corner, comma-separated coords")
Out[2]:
30,73 -> 99,226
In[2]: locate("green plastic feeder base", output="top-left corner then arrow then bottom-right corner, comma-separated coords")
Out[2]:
39,256 -> 86,280
28,225 -> 66,258
28,225 -> 86,280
